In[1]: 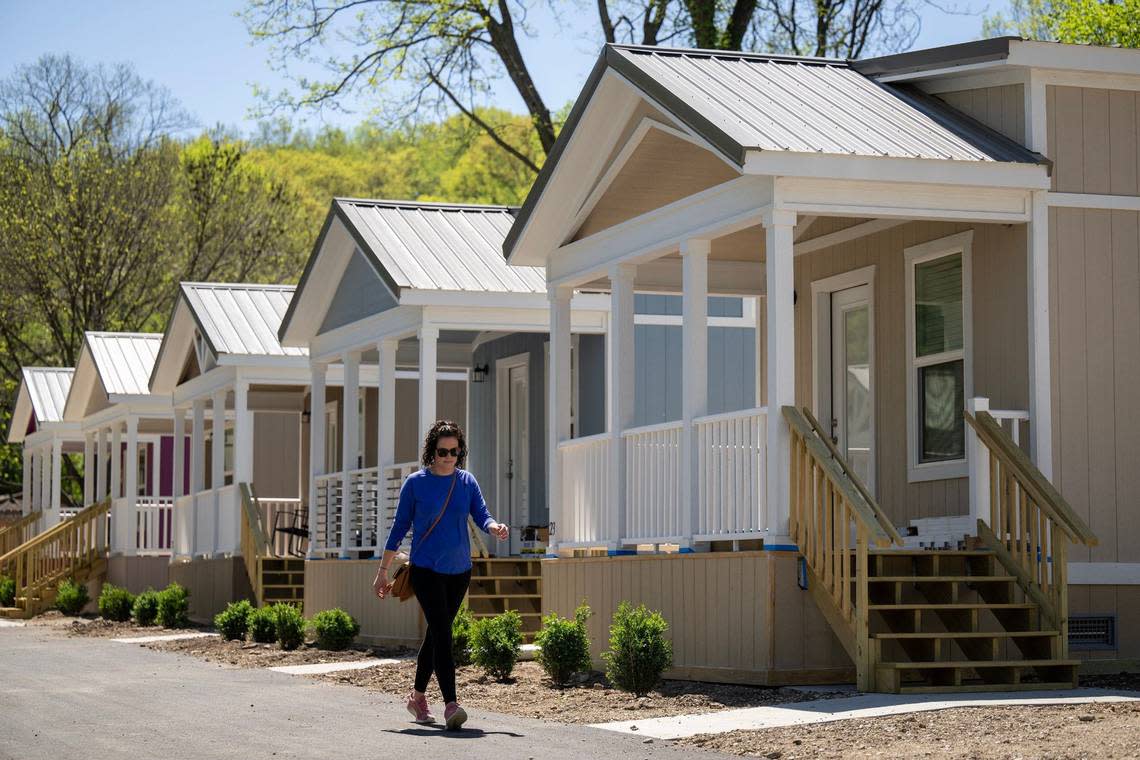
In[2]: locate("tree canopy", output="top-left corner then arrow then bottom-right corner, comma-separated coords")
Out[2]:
984,0 -> 1140,47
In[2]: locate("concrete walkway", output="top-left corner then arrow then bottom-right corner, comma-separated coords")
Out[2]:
0,625 -> 728,760
111,632 -> 219,644
268,658 -> 406,675
592,689 -> 1140,739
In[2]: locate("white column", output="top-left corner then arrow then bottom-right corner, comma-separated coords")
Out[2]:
37,448 -> 48,527
681,240 -> 710,544
96,427 -> 107,501
341,351 -> 361,558
233,380 -> 253,486
30,448 -> 41,514
21,448 -> 32,516
418,325 -> 439,436
1027,191 -> 1053,479
548,286 -> 573,552
307,362 -> 327,559
607,265 -> 636,547
110,423 -> 122,502
122,416 -> 139,556
764,208 -> 797,542
191,398 -> 206,557
173,409 -> 186,499
211,388 -> 226,557
172,408 -> 186,560
47,438 -> 62,528
966,397 -> 991,530
754,296 -> 765,408
377,338 -> 398,470
83,432 -> 95,507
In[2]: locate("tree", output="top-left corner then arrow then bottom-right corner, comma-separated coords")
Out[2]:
984,0 -> 1140,47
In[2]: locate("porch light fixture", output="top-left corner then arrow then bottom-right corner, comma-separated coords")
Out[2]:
472,363 -> 489,384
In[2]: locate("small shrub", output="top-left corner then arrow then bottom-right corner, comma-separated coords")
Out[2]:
602,602 -> 673,697
156,583 -> 191,628
452,603 -> 475,666
248,606 -> 277,643
311,608 -> 359,651
0,575 -> 15,607
55,578 -> 89,616
214,600 -> 254,641
132,589 -> 160,626
98,584 -> 135,622
535,603 -> 593,687
272,603 -> 305,651
471,609 -> 523,681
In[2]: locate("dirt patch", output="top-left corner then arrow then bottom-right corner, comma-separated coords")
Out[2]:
1081,672 -> 1140,692
142,635 -> 413,669
677,701 -> 1140,759
66,617 -> 207,639
320,660 -> 840,724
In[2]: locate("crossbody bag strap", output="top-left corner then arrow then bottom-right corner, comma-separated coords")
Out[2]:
419,472 -> 458,544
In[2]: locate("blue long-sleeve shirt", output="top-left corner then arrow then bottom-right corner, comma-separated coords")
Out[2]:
384,468 -> 494,574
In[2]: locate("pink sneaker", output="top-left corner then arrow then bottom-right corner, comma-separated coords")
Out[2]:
406,693 -> 435,724
444,701 -> 468,730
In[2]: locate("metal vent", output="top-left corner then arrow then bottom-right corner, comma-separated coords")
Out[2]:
1069,615 -> 1116,650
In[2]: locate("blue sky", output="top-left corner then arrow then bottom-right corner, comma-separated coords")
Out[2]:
0,0 -> 999,137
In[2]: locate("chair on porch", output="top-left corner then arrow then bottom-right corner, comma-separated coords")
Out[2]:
272,510 -> 310,558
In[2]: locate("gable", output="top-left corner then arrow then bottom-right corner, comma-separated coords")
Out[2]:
571,126 -> 739,242
178,343 -> 202,385
318,247 -> 399,335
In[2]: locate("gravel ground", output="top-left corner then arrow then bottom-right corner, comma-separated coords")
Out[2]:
142,633 -> 414,668
676,702 -> 1140,759
320,659 -> 840,724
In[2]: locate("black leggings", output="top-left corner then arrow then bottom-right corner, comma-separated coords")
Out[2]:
410,565 -> 471,703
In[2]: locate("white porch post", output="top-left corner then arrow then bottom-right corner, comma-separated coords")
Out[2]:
211,388 -> 227,557
966,397 -> 991,529
1027,191 -> 1053,479
307,362 -> 327,559
764,208 -> 797,542
548,286 -> 573,552
110,423 -> 122,502
172,408 -> 186,560
377,339 -> 398,470
607,265 -> 636,546
30,448 -> 42,515
191,399 -> 206,557
173,409 -> 186,500
233,380 -> 253,486
681,239 -> 710,545
122,416 -> 138,556
83,432 -> 95,507
418,325 -> 439,435
21,448 -> 32,516
341,351 -> 360,558
48,438 -> 62,529
96,427 -> 108,501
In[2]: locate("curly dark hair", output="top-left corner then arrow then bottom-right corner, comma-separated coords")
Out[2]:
420,419 -> 468,469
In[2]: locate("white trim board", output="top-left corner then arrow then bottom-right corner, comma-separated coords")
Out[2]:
1069,563 -> 1140,585
795,219 -> 907,257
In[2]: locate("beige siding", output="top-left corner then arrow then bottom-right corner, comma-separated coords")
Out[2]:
304,560 -> 423,647
794,220 -> 1028,525
1050,208 -> 1140,564
1047,86 -> 1140,195
937,85 -> 1025,144
253,411 -> 301,498
1069,585 -> 1140,661
169,557 -> 252,623
106,556 -> 170,596
542,552 -> 851,685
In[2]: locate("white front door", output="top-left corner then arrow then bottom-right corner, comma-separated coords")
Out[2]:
830,284 -> 875,492
505,364 -> 529,556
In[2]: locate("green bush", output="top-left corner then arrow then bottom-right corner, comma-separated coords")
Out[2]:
311,608 -> 359,651
97,584 -> 135,622
602,602 -> 673,697
0,575 -> 15,607
471,609 -> 523,681
272,603 -> 305,651
156,583 -> 191,628
248,606 -> 277,643
214,600 -> 254,641
55,578 -> 90,616
535,603 -> 593,687
452,603 -> 476,666
131,589 -> 160,626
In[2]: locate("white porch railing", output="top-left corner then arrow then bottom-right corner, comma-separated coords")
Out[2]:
695,407 -> 767,540
168,486 -> 240,559
346,466 -> 381,552
173,493 -> 194,557
383,462 -> 420,553
313,472 -> 341,553
966,397 -> 1031,530
135,497 -> 174,556
313,463 -> 419,555
623,420 -> 684,543
558,433 -> 612,545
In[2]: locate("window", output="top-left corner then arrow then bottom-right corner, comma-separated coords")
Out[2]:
905,232 -> 972,482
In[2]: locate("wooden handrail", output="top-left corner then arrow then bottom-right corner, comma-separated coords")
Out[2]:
0,512 -> 42,556
801,407 -> 904,547
965,411 -> 1096,546
239,483 -> 272,607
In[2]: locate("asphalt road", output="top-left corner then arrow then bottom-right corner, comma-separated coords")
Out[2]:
0,624 -> 733,760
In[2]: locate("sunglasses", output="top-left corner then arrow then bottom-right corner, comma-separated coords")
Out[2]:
435,447 -> 461,458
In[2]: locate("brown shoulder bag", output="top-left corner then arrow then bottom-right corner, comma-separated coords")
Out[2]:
389,473 -> 458,602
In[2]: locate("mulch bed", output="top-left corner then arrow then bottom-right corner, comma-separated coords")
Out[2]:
320,659 -> 842,725
67,617 -> 210,639
141,634 -> 414,669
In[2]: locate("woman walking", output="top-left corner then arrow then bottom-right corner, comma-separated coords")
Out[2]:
373,420 -> 508,730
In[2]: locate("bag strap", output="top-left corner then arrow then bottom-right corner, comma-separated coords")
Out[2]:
419,472 -> 458,544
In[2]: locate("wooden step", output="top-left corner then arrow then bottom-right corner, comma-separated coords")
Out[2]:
867,576 -> 1014,583
878,658 -> 1080,670
873,630 -> 1059,640
897,681 -> 1079,695
869,603 -> 1035,611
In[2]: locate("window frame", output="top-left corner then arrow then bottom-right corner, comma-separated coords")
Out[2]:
904,231 -> 974,483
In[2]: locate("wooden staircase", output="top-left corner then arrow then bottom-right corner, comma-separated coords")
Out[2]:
0,511 -> 42,556
0,500 -> 111,619
784,406 -> 1096,693
468,558 -> 543,643
240,484 -> 305,608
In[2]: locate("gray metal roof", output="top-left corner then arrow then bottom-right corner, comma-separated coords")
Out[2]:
182,282 -> 306,357
21,367 -> 73,423
86,332 -> 162,396
335,199 -> 547,294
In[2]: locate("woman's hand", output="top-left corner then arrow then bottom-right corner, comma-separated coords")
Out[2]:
373,569 -> 393,600
488,522 -> 509,541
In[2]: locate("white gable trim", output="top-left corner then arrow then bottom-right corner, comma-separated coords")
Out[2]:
743,151 -> 1050,190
